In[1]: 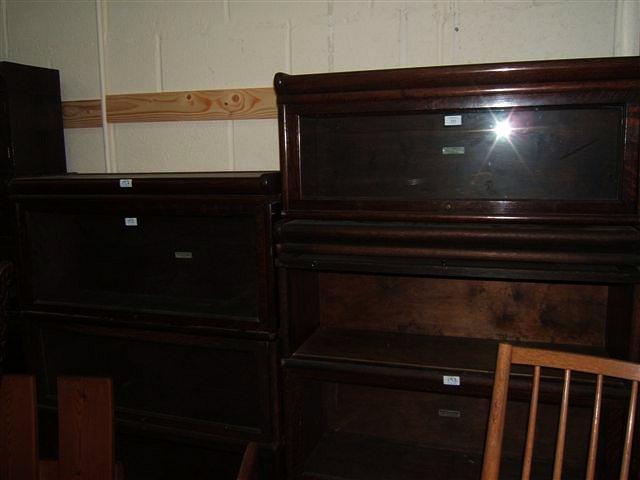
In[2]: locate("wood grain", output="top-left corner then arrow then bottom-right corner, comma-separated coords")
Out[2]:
0,375 -> 39,480
61,99 -> 102,128
62,87 -> 277,128
57,376 -> 114,480
318,273 -> 608,347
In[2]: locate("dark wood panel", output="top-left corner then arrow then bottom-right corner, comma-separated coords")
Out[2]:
0,62 -> 66,179
275,57 -> 640,95
9,172 -> 280,196
318,273 -> 607,346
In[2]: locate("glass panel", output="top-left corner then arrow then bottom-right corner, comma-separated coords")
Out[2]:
42,326 -> 262,429
117,435 -> 246,480
300,107 -> 622,201
295,380 -> 592,480
27,210 -> 258,318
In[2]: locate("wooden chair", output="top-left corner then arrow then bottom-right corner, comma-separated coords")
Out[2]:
236,442 -> 259,480
481,343 -> 640,480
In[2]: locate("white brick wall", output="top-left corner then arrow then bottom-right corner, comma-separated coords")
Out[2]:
1,0 -> 639,174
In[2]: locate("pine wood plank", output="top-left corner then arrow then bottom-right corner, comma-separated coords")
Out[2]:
0,375 -> 39,480
62,87 -> 277,128
61,99 -> 102,128
57,377 -> 114,480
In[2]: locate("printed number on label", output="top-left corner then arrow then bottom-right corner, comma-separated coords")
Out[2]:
444,115 -> 462,126
443,375 -> 461,386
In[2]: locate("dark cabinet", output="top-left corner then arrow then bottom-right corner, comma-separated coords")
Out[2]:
12,172 -> 279,334
275,57 -> 640,479
11,172 -> 282,478
0,62 -> 66,262
276,57 -> 639,223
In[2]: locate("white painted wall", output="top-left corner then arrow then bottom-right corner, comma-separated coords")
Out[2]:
0,0 -> 639,174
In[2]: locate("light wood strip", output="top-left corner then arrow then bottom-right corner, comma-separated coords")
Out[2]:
61,99 -> 102,128
512,347 -> 640,381
58,377 -> 114,480
619,380 -> 638,480
585,374 -> 603,480
62,87 -> 277,128
521,366 -> 540,480
552,369 -> 571,480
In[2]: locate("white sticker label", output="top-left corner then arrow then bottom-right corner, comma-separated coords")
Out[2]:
443,375 -> 461,386
119,178 -> 133,188
444,115 -> 462,126
124,217 -> 138,226
174,251 -> 193,259
442,146 -> 465,155
438,409 -> 461,418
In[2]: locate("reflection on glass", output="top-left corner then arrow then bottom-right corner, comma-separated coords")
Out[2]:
492,119 -> 513,140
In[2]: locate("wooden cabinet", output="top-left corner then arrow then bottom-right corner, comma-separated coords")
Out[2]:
276,57 -> 640,479
12,172 -> 279,335
10,172 -> 282,478
0,62 -> 66,262
276,57 -> 639,223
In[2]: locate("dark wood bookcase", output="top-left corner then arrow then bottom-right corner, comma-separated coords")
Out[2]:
275,57 -> 640,479
10,172 -> 282,479
0,61 -> 66,377
0,62 -> 66,261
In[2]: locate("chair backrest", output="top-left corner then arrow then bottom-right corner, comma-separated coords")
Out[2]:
481,343 -> 640,480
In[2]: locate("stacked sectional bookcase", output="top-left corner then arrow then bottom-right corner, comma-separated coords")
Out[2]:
10,172 -> 282,478
275,57 -> 640,480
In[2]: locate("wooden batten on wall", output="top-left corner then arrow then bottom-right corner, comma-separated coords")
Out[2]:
62,87 -> 277,128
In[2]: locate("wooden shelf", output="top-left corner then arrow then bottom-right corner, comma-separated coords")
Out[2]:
301,431 -> 584,480
288,328 -> 619,399
294,327 -> 608,375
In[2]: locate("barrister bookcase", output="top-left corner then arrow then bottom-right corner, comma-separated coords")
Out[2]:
275,57 -> 640,479
10,172 -> 281,479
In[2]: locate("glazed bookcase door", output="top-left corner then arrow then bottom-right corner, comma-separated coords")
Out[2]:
277,57 -> 640,223
284,94 -> 638,222
299,106 -> 623,202
28,314 -> 278,442
15,197 -> 277,334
